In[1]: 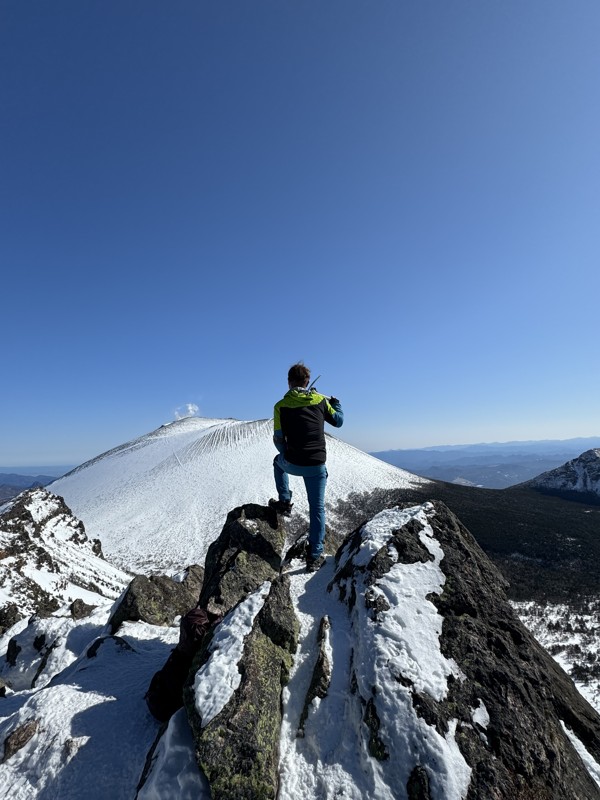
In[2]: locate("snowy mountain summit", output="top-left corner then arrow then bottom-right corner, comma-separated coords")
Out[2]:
523,448 -> 600,501
2,496 -> 600,799
48,416 -> 427,574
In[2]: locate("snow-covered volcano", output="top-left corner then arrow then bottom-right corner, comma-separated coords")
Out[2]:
49,417 -> 427,574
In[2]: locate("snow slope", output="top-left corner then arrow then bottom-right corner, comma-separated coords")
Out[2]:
0,616 -> 180,800
50,417 -> 427,574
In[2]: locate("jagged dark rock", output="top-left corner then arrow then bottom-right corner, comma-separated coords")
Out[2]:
184,504 -> 297,800
5,639 -> 21,668
407,765 -> 431,799
2,719 -> 38,763
426,502 -> 600,796
31,637 -> 59,689
256,571 -> 299,653
86,635 -> 135,659
108,564 -> 204,633
0,603 -> 22,636
69,598 -> 96,619
0,488 -> 129,622
364,695 -> 388,760
187,577 -> 297,800
329,500 -> 600,800
198,504 -> 285,615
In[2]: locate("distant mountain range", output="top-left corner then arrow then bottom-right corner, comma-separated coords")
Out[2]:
371,437 -> 600,488
0,473 -> 62,502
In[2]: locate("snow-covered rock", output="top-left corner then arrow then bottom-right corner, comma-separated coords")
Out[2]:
150,501 -> 600,800
0,488 -> 130,634
524,448 -> 600,500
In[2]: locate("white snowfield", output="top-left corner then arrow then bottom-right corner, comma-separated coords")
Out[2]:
50,417 -> 427,574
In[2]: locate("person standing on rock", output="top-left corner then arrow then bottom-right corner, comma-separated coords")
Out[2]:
270,362 -> 344,572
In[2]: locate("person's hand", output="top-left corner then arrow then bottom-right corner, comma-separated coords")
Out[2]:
329,396 -> 340,405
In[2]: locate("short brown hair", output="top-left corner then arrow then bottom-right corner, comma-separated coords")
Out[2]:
288,362 -> 310,387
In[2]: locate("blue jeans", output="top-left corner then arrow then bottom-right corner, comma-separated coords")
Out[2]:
273,454 -> 328,560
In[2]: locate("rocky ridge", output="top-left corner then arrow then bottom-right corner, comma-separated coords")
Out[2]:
142,501 -> 600,799
523,448 -> 600,502
0,489 -> 130,635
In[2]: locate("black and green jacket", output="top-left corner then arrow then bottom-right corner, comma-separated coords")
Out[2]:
273,389 -> 344,466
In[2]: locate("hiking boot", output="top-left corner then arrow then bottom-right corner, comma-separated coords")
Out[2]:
306,554 -> 326,573
269,498 -> 293,516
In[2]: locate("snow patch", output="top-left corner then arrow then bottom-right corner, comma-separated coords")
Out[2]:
472,699 -> 490,729
137,709 -> 210,800
194,581 -> 271,727
561,722 -> 600,788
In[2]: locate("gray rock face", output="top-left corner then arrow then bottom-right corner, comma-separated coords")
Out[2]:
108,564 -> 204,633
197,504 -> 285,615
184,504 -> 297,800
298,616 -> 332,738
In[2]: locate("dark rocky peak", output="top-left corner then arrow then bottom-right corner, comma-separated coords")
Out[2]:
197,503 -> 286,615
328,500 -> 600,799
524,448 -> 600,502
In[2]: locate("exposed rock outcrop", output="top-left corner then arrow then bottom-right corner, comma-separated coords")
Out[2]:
298,615 -> 332,737
328,500 -> 600,799
183,504 -> 298,800
1,719 -> 38,763
3,491 -> 599,799
108,564 -> 204,633
197,504 -> 285,615
175,499 -> 600,799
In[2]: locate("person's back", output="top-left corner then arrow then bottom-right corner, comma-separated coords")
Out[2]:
275,388 -> 340,466
271,363 -> 343,572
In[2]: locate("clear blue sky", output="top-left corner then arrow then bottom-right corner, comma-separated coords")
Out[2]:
2,0 -> 599,466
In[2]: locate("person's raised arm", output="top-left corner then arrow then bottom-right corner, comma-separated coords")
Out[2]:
325,397 -> 344,428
